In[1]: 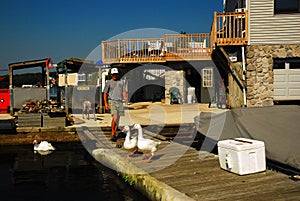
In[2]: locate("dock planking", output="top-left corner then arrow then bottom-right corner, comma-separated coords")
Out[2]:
80,128 -> 300,201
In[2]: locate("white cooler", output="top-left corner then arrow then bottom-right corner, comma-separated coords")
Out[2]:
217,138 -> 266,175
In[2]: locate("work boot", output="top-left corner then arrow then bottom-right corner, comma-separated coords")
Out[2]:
110,135 -> 118,142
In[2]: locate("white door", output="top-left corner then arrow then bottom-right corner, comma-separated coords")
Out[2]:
274,62 -> 300,100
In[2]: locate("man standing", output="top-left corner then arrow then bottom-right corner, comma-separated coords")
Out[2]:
103,68 -> 127,142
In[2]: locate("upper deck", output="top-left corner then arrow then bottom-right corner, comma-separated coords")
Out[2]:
102,11 -> 248,64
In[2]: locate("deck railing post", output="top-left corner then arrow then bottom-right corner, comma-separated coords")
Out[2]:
245,11 -> 248,44
211,11 -> 217,48
101,41 -> 105,63
118,39 -> 120,61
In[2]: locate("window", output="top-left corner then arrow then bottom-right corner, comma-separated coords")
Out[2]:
202,68 -> 213,87
78,73 -> 86,82
273,58 -> 300,69
273,58 -> 286,69
274,0 -> 300,14
144,69 -> 165,80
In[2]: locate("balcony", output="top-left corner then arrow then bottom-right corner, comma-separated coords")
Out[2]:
102,34 -> 211,64
211,10 -> 248,46
102,11 -> 248,64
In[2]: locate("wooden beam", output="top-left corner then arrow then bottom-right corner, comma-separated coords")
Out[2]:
219,47 -> 245,89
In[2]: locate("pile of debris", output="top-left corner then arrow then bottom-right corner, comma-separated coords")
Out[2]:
17,99 -> 64,114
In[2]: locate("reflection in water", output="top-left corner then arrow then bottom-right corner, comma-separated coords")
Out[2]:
0,142 -> 149,201
34,150 -> 54,155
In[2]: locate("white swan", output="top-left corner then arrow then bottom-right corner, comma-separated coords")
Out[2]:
132,124 -> 161,162
122,125 -> 138,160
33,140 -> 55,152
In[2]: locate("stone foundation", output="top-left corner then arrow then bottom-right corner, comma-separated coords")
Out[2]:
245,44 -> 300,107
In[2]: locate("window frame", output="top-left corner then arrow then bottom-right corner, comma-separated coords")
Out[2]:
202,68 -> 213,88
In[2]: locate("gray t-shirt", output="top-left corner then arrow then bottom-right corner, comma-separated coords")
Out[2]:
103,79 -> 125,101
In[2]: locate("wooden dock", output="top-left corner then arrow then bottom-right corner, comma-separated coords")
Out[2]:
79,128 -> 300,201
2,102 -> 300,200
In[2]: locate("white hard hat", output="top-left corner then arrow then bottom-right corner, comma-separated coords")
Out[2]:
111,68 -> 119,74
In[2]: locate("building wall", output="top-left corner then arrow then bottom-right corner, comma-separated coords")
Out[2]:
246,44 -> 300,107
249,0 -> 300,45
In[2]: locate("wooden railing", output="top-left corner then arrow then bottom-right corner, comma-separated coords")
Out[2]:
102,34 -> 211,64
102,11 -> 248,64
164,34 -> 211,60
211,11 -> 248,46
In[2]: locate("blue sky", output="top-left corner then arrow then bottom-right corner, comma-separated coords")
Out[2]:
0,0 -> 223,74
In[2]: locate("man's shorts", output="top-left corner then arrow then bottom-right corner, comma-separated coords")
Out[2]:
109,100 -> 125,116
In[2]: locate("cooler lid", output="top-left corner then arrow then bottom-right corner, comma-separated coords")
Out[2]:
217,138 -> 265,151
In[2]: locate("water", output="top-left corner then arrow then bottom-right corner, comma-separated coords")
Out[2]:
0,142 -> 149,201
